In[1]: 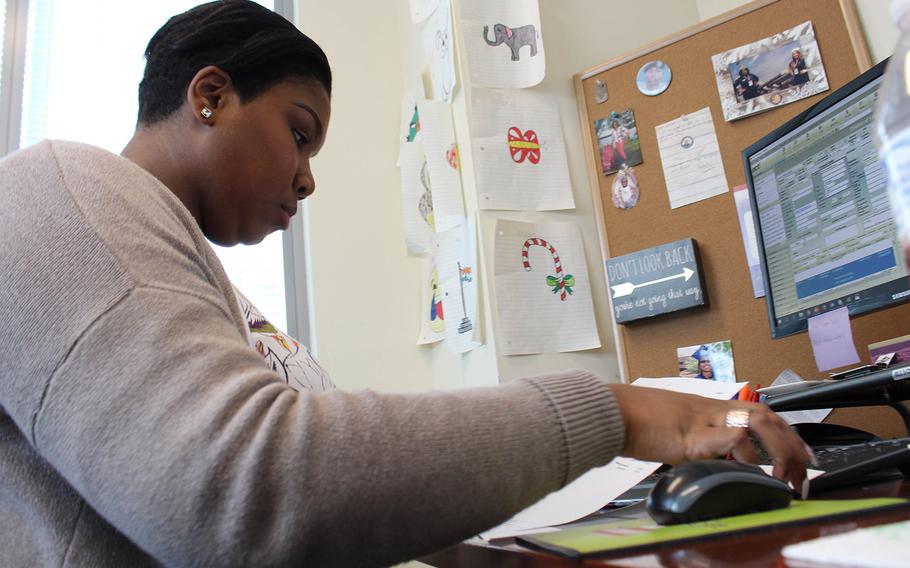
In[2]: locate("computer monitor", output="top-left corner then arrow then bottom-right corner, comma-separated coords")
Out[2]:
743,59 -> 910,339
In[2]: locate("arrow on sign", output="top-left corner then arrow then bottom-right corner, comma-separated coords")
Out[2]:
611,267 -> 695,299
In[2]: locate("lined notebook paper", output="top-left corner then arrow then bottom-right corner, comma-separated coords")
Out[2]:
494,219 -> 599,354
472,88 -> 574,211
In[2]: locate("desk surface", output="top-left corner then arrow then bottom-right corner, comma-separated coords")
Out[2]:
421,479 -> 910,567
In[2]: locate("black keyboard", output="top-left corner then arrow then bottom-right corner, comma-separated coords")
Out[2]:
806,437 -> 910,493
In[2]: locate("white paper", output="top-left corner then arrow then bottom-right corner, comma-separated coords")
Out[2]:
766,369 -> 832,425
733,185 -> 765,297
417,100 -> 465,232
436,217 -> 481,353
783,520 -> 910,568
479,457 -> 662,541
632,377 -> 745,400
494,219 -> 599,355
459,0 -> 545,89
409,0 -> 443,23
655,107 -> 728,209
481,376 -> 748,540
757,465 -> 824,480
472,88 -> 575,211
398,140 -> 435,256
420,1 -> 456,103
417,258 -> 446,345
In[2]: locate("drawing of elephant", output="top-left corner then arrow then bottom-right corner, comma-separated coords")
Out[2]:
482,23 -> 538,61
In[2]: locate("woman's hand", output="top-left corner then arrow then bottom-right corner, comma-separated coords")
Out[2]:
608,384 -> 812,492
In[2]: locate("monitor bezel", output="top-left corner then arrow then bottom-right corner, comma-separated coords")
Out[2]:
741,58 -> 901,339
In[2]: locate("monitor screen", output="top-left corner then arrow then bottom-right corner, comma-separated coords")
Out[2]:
743,59 -> 910,338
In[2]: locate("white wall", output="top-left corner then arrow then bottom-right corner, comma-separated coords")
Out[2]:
695,0 -> 896,62
295,1 -> 703,392
294,1 -> 437,392
296,0 -> 501,392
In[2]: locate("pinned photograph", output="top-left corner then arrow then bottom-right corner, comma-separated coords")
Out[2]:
636,60 -> 671,96
677,340 -> 736,383
594,109 -> 642,175
611,164 -> 639,210
711,21 -> 828,122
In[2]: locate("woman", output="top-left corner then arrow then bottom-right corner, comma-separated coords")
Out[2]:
0,2 -> 810,566
734,66 -> 762,100
696,357 -> 715,380
610,116 -> 630,162
789,48 -> 810,86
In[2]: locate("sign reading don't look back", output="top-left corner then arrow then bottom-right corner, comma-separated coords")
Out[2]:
605,238 -> 706,324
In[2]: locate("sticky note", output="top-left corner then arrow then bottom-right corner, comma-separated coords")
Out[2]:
807,307 -> 861,372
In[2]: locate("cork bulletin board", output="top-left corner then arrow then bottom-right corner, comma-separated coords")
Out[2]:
574,0 -> 910,436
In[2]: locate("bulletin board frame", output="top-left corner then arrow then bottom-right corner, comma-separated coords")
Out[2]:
574,0 -> 910,435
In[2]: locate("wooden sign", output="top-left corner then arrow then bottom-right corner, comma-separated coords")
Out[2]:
605,238 -> 706,324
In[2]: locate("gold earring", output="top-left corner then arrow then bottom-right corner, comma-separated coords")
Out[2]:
200,106 -> 214,119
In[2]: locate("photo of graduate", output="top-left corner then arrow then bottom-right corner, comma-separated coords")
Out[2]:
677,340 -> 737,383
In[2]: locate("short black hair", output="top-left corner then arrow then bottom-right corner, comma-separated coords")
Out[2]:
642,61 -> 663,73
138,0 -> 332,125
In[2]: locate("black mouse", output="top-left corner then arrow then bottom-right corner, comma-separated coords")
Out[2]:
646,459 -> 792,525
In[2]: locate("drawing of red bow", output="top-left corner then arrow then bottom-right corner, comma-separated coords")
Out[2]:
508,127 -> 540,164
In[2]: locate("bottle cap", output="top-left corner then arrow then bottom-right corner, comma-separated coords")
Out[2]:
892,0 -> 910,24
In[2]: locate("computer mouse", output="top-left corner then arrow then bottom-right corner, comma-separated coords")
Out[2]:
646,459 -> 792,525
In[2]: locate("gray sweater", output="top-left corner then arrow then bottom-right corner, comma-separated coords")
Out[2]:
0,140 -> 625,567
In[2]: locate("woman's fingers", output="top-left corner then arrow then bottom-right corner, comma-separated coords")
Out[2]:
738,405 -> 811,490
682,424 -> 755,463
608,384 -> 812,490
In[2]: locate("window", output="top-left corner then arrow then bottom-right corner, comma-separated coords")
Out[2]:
2,0 -> 303,335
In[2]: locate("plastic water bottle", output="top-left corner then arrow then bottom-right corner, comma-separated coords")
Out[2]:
875,0 -> 910,258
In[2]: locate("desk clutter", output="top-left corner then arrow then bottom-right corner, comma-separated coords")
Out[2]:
478,365 -> 910,555
517,498 -> 909,560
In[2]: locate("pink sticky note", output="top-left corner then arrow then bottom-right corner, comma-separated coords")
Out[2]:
807,307 -> 861,372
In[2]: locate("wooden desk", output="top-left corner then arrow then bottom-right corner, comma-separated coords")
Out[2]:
421,479 -> 910,567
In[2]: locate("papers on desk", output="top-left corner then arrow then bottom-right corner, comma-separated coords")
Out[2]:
762,369 -> 833,425
479,377 -> 746,541
632,377 -> 744,399
782,519 -> 910,568
479,457 -> 662,541
519,499 -> 909,560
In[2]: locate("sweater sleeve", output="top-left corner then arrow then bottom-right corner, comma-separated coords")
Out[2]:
32,284 -> 625,567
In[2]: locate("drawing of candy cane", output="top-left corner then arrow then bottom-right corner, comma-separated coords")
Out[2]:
522,238 -> 575,301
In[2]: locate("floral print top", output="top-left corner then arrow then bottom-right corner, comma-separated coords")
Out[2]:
233,287 -> 335,393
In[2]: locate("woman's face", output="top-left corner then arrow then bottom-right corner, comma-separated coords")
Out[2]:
200,79 -> 331,246
646,66 -> 662,85
699,358 -> 713,375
